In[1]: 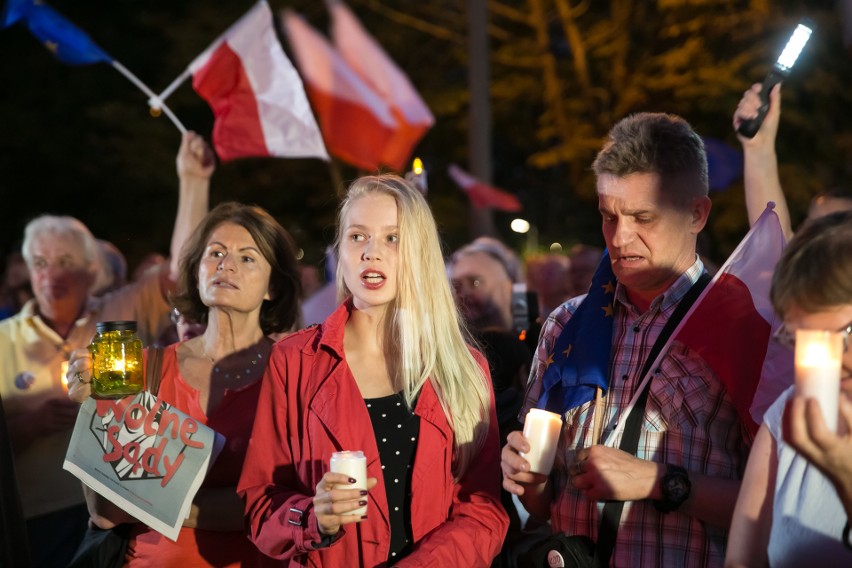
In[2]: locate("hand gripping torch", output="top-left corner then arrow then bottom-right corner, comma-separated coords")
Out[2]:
737,19 -> 814,138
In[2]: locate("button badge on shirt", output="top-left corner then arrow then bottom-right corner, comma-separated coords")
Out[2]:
15,371 -> 36,390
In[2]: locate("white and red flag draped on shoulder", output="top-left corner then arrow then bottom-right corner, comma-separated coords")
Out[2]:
674,203 -> 793,436
605,203 -> 793,445
281,9 -> 398,172
328,0 -> 434,172
447,164 -> 522,212
160,0 -> 328,162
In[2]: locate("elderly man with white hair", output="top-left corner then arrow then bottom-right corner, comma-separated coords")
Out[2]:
0,131 -> 212,568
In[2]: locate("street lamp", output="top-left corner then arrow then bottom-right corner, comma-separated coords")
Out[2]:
510,218 -> 538,254
510,218 -> 530,234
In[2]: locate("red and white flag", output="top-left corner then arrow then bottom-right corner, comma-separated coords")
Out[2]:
188,1 -> 328,162
282,9 -> 398,172
329,0 -> 434,172
605,203 -> 793,444
448,164 -> 522,212
674,203 -> 793,436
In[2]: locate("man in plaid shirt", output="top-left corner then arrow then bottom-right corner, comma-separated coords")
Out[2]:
501,113 -> 751,567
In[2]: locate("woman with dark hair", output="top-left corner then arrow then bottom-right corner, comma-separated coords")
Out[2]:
67,201 -> 301,567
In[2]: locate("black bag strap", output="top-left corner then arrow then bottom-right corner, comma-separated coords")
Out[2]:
145,347 -> 165,396
595,272 -> 711,567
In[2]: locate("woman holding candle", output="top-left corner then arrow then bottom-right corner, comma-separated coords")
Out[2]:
725,210 -> 852,567
66,202 -> 301,567
238,175 -> 508,566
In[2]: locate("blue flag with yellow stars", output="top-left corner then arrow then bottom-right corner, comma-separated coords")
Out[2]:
2,0 -> 112,65
537,249 -> 615,415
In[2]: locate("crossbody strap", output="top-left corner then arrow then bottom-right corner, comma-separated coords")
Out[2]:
595,272 -> 710,567
145,347 -> 165,396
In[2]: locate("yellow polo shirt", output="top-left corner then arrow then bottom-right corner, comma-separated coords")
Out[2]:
0,269 -> 170,519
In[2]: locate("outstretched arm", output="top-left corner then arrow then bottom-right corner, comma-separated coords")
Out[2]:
724,424 -> 776,568
733,83 -> 793,240
164,132 -> 214,288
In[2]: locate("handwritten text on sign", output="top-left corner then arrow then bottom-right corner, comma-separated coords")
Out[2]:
94,397 -> 204,487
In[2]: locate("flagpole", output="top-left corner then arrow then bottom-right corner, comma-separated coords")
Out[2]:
151,68 -> 192,107
111,61 -> 187,134
592,387 -> 604,445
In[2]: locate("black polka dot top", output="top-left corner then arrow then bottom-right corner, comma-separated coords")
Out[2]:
365,391 -> 420,563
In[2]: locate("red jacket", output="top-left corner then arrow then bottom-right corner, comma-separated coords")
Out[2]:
238,303 -> 508,567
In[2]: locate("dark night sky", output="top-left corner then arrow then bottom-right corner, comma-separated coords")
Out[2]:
3,1 -> 852,279
0,1 -> 378,275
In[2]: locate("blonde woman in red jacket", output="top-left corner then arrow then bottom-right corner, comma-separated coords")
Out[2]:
238,175 -> 509,566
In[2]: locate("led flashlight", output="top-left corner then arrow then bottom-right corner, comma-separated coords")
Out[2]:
737,19 -> 814,138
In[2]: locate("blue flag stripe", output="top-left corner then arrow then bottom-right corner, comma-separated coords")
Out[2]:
537,250 -> 615,415
3,0 -> 112,65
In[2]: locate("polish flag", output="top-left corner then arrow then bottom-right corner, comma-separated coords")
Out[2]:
188,1 -> 328,162
281,9 -> 399,172
674,203 -> 793,436
448,164 -> 523,212
329,0 -> 435,172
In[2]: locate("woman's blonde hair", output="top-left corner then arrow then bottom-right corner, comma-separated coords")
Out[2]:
335,175 -> 491,478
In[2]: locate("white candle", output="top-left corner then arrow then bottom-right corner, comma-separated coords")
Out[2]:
329,450 -> 368,516
795,329 -> 843,433
520,408 -> 563,475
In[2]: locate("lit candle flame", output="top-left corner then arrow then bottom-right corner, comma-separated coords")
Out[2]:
795,329 -> 843,433
800,341 -> 837,367
412,157 -> 423,175
112,359 -> 126,373
60,360 -> 69,393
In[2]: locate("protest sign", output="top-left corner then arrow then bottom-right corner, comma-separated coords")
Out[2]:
64,391 -> 223,540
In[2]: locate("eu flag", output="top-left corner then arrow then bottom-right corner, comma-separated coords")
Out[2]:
702,136 -> 743,192
537,250 -> 616,416
1,0 -> 112,65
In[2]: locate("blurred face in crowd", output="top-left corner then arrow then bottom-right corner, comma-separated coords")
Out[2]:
568,248 -> 602,297
27,232 -> 95,320
339,193 -> 400,314
450,250 -> 513,330
807,195 -> 852,223
598,172 -> 709,310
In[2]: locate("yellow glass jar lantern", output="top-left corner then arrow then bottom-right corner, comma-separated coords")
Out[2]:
89,321 -> 144,398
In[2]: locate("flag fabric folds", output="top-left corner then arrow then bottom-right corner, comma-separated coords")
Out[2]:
674,203 -> 792,436
189,1 -> 328,162
537,251 -> 616,415
329,0 -> 434,171
282,9 -> 398,172
1,0 -> 112,65
448,164 -> 523,212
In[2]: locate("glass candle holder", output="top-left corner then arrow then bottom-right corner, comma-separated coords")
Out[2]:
89,321 -> 144,398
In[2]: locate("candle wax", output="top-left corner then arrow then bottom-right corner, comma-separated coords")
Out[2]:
520,408 -> 562,475
330,450 -> 368,516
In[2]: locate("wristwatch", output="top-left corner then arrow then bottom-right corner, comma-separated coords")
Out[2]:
654,464 -> 691,513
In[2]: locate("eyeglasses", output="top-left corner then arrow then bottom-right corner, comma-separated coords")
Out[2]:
772,320 -> 852,353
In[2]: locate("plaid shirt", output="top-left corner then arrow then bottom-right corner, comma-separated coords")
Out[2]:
521,259 -> 752,568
